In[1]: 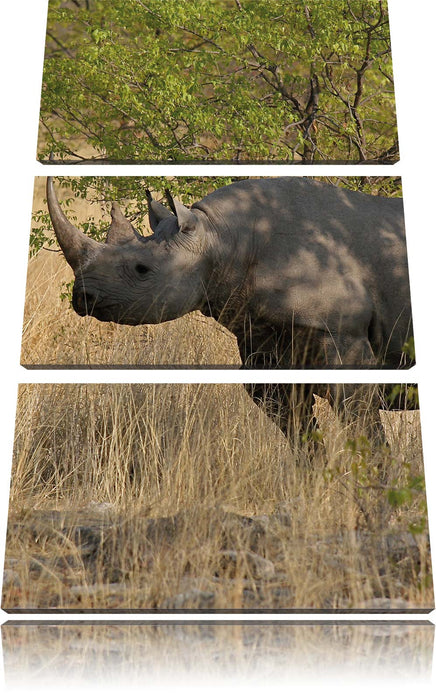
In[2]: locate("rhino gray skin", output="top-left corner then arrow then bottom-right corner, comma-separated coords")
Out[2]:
46,177 -> 414,441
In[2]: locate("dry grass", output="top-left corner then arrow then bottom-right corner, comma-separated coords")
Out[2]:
21,247 -> 237,367
3,383 -> 432,611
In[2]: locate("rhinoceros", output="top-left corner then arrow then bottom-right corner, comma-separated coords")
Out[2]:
46,176 -> 414,442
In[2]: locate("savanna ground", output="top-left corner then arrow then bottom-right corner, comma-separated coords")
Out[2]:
3,382 -> 432,611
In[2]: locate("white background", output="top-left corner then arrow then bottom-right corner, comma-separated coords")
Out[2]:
0,0 -> 435,696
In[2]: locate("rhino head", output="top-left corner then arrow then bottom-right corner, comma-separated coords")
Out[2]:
46,178 -> 211,325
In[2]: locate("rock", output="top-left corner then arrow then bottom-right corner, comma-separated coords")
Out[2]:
217,550 -> 275,580
162,589 -> 216,610
85,501 -> 116,513
70,583 -> 128,607
144,515 -> 180,545
383,532 -> 425,564
71,526 -> 105,557
3,570 -> 20,587
355,597 -> 414,610
271,499 -> 303,526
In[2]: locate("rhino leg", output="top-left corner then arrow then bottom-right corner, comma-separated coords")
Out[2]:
244,384 -> 320,445
320,333 -> 378,369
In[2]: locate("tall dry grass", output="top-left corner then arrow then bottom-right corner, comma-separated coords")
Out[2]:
3,383 -> 432,611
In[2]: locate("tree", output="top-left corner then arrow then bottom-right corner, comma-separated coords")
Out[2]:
39,0 -> 397,163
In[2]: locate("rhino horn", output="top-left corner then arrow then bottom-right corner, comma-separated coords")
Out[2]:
106,203 -> 142,245
46,177 -> 103,273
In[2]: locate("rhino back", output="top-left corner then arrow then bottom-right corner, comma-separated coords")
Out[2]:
194,178 -> 410,356
194,178 -> 404,252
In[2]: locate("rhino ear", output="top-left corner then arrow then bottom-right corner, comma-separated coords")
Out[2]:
146,190 -> 174,232
106,204 -> 142,245
164,188 -> 177,215
173,199 -> 197,233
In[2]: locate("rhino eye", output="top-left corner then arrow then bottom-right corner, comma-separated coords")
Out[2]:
135,263 -> 150,277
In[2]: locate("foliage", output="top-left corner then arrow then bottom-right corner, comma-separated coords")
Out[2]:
385,383 -> 419,410
30,176 -> 244,256
402,337 -> 416,364
387,472 -> 427,536
30,175 -> 402,257
40,0 -> 397,163
341,435 -> 428,535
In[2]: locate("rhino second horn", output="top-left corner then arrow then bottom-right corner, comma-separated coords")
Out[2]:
46,177 -> 103,273
106,203 -> 141,245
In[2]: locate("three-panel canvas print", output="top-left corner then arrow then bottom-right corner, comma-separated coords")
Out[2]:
2,0 -> 433,626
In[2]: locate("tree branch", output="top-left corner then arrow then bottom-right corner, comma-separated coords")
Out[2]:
46,31 -> 75,58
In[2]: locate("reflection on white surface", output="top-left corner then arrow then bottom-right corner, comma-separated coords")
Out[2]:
1,622 -> 433,686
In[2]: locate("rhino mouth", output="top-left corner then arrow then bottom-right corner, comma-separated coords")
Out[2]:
72,287 -> 118,322
75,302 -> 141,325
72,287 -> 147,325
72,287 -> 98,318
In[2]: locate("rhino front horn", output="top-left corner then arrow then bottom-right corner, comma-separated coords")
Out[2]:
46,177 -> 103,273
